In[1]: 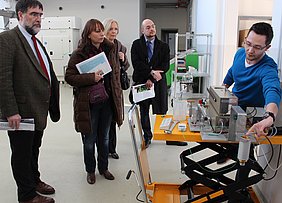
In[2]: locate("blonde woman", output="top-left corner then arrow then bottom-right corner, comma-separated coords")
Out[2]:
103,18 -> 130,159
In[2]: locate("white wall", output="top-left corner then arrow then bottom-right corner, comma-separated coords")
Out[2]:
269,0 -> 282,70
195,0 -> 238,86
146,7 -> 188,50
40,0 -> 140,75
256,0 -> 282,202
238,0 -> 273,31
239,0 -> 273,16
0,0 -> 5,10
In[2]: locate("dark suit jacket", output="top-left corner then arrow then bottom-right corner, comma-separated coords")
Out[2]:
0,26 -> 60,131
131,35 -> 170,114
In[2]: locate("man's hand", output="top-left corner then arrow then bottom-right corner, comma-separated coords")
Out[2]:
95,70 -> 103,82
246,116 -> 273,139
247,103 -> 278,139
7,114 -> 21,130
146,79 -> 153,89
151,70 -> 163,81
222,83 -> 230,88
118,52 -> 125,62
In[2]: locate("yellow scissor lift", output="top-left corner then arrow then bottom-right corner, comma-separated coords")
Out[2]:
128,104 -> 261,203
128,104 -> 187,203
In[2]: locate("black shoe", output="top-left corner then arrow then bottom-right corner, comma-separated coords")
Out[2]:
145,140 -> 151,148
111,153 -> 119,159
166,141 -> 187,146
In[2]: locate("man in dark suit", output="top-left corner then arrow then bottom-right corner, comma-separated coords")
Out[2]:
131,19 -> 186,148
0,0 -> 60,203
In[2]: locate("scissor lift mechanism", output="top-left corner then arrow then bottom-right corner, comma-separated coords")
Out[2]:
128,104 -> 262,202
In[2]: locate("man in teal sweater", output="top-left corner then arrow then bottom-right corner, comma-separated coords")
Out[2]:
223,22 -> 281,138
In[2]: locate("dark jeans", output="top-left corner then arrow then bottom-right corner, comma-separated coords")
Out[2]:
109,121 -> 117,154
82,99 -> 112,174
8,130 -> 43,202
139,98 -> 153,142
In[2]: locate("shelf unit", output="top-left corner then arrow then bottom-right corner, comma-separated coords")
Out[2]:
171,32 -> 212,101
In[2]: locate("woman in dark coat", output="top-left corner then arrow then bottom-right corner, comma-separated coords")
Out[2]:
103,18 -> 130,159
65,19 -> 123,184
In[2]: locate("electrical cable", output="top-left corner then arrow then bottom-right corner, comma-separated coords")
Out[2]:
136,189 -> 144,202
264,145 -> 282,181
255,144 -> 278,158
254,126 -> 277,159
260,137 -> 282,172
126,170 -> 144,202
262,136 -> 274,171
247,107 -> 257,119
218,119 -> 224,135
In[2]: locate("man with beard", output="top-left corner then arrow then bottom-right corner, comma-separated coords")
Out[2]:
223,22 -> 281,138
131,19 -> 187,148
0,0 -> 60,203
221,24 -> 281,200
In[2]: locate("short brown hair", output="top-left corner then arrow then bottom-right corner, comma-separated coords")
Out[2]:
80,19 -> 104,47
247,22 -> 273,46
16,0 -> 43,20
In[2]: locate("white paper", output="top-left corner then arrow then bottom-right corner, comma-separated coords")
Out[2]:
0,118 -> 35,131
75,52 -> 112,76
132,84 -> 155,103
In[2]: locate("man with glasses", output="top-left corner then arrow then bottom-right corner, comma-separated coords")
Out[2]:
223,22 -> 281,138
0,0 -> 60,202
221,22 -> 281,202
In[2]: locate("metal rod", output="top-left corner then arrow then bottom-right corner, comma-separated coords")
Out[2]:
128,104 -> 149,203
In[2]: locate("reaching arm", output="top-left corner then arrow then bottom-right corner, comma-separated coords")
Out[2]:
246,102 -> 278,138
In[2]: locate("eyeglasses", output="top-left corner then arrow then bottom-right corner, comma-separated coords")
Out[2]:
27,12 -> 43,18
244,41 -> 268,51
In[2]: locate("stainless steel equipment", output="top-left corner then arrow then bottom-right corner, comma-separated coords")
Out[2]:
207,103 -> 230,133
206,86 -> 238,133
228,106 -> 247,141
207,86 -> 238,115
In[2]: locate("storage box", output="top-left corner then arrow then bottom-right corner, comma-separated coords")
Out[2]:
238,29 -> 249,47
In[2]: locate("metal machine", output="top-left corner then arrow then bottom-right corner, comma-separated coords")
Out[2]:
206,86 -> 238,133
187,86 -> 250,142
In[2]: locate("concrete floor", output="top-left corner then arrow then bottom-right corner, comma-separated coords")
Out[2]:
0,83 -> 266,203
0,84 -> 191,203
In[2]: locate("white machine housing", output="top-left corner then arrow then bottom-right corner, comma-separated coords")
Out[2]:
9,16 -> 81,81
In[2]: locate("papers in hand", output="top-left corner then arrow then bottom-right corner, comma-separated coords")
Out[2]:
75,52 -> 112,76
0,118 -> 35,131
132,83 -> 155,103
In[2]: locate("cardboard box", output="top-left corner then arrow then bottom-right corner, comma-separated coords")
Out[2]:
238,29 -> 249,47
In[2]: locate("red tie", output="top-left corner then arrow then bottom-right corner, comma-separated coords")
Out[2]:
32,35 -> 50,85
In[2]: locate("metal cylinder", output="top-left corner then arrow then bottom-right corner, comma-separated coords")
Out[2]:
237,136 -> 251,166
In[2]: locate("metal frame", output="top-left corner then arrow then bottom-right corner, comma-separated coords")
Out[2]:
179,142 -> 263,202
128,104 -> 150,203
173,32 -> 212,100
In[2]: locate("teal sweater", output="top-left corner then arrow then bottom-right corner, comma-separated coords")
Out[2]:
223,48 -> 281,108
